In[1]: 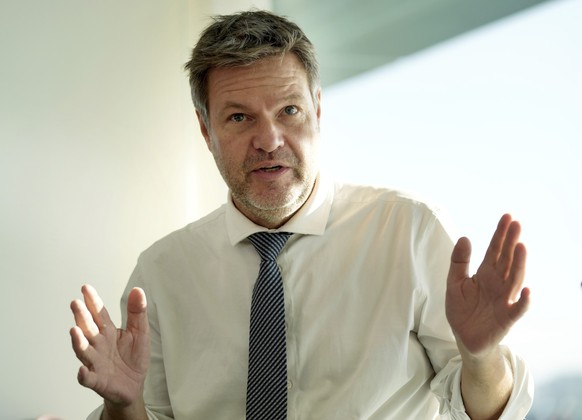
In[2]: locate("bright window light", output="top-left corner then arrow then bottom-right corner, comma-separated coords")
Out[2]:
321,0 -> 582,395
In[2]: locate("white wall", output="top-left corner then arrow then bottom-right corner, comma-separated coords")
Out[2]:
0,0 -> 269,418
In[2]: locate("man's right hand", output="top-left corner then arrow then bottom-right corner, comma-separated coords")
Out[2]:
70,285 -> 150,418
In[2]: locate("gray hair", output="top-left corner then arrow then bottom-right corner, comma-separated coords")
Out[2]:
184,10 -> 320,126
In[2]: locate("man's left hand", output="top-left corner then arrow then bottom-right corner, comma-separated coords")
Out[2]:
446,213 -> 531,357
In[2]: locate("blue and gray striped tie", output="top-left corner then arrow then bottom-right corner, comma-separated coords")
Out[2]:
246,232 -> 293,420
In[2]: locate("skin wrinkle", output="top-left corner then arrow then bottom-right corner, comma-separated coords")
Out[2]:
199,53 -> 321,229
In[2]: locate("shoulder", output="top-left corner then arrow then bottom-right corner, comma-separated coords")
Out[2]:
330,180 -> 456,239
139,204 -> 228,260
333,181 -> 440,215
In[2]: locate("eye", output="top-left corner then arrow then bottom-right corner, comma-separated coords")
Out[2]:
283,105 -> 298,116
230,113 -> 246,123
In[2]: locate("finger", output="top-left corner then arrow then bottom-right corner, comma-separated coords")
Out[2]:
70,325 -> 96,366
497,220 -> 522,279
126,287 -> 148,335
506,242 -> 527,300
482,214 -> 512,266
82,284 -> 114,331
508,287 -> 531,322
70,325 -> 90,353
448,236 -> 472,285
71,298 -> 100,340
77,364 -> 99,390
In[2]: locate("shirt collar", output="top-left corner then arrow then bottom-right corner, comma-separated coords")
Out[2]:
226,171 -> 334,245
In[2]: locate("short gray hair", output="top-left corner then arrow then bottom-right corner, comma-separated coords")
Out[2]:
184,10 -> 320,126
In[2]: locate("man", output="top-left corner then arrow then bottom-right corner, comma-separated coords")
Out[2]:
70,10 -> 533,419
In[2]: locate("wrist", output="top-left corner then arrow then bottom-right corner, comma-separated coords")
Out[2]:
462,346 -> 511,382
459,346 -> 514,419
102,397 -> 147,420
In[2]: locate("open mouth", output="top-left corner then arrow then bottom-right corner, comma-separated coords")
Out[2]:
260,166 -> 282,172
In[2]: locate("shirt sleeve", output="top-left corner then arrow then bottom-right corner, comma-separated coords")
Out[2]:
430,346 -> 534,419
415,210 -> 533,418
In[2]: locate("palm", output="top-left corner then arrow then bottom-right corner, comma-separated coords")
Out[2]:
70,285 -> 150,406
446,214 -> 530,356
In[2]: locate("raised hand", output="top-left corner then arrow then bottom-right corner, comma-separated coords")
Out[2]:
70,284 -> 150,409
445,214 -> 531,357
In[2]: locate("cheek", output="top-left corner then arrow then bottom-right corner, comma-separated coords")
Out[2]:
207,131 -> 230,158
206,138 -> 222,163
211,138 -> 246,170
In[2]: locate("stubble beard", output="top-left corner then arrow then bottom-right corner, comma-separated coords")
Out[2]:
217,152 -> 317,228
232,167 -> 315,228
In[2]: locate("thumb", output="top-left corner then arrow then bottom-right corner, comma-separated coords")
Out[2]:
126,287 -> 148,334
448,237 -> 472,285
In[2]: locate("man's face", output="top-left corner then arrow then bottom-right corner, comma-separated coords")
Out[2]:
198,53 -> 321,228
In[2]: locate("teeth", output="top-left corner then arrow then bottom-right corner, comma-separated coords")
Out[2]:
262,166 -> 281,172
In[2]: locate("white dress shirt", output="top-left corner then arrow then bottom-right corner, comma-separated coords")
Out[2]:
87,173 -> 533,419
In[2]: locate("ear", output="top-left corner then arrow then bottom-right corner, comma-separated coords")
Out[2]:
196,110 -> 212,151
315,88 -> 322,122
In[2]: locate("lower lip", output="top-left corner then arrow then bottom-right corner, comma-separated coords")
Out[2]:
251,166 -> 290,181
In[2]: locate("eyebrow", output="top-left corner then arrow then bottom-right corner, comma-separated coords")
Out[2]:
218,93 -> 309,115
221,101 -> 250,113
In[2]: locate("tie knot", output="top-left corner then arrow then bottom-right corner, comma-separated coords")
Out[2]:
248,232 -> 293,262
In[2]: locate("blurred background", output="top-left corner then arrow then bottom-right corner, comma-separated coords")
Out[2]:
1,0 -> 580,418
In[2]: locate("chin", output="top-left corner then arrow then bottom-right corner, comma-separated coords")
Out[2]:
250,195 -> 300,212
244,184 -> 305,211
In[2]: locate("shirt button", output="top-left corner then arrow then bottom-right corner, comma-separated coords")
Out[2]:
287,379 -> 293,390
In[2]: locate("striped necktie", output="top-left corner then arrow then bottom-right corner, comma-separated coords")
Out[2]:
246,232 -> 293,420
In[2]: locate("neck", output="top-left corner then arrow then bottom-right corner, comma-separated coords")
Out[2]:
243,209 -> 295,230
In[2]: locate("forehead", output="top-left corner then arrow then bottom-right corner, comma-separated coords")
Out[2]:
207,54 -> 311,110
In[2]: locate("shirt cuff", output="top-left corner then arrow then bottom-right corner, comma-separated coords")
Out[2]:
430,345 -> 534,419
85,405 -> 102,420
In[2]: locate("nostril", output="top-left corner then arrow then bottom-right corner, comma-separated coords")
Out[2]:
253,136 -> 284,153
251,120 -> 285,153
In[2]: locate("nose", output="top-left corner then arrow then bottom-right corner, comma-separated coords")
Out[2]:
252,119 -> 284,153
